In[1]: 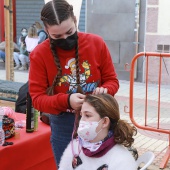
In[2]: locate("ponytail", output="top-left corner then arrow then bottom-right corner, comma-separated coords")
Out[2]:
113,119 -> 137,147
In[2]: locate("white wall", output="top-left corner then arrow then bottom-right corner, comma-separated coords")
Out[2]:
158,0 -> 170,35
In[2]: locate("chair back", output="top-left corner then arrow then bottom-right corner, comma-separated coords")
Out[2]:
136,151 -> 155,170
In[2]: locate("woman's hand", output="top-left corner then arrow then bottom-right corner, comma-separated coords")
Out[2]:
92,87 -> 108,95
69,93 -> 86,111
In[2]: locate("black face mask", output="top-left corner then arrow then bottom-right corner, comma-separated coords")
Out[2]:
52,31 -> 78,50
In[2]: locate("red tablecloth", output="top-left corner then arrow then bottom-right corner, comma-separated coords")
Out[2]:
0,113 -> 57,170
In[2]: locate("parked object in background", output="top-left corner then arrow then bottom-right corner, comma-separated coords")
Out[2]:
136,151 -> 155,170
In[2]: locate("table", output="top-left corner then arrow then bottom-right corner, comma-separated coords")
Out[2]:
0,113 -> 57,170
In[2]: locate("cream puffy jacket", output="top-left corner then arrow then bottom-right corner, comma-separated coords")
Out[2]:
59,139 -> 137,170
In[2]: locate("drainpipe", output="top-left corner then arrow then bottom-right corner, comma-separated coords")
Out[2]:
13,0 -> 16,42
142,0 -> 147,83
134,0 -> 140,79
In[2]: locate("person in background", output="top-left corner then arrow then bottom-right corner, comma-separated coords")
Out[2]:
34,21 -> 48,44
18,28 -> 28,46
25,26 -> 39,54
18,36 -> 29,70
59,94 -> 137,170
14,28 -> 29,70
29,0 -> 119,168
0,50 -> 5,62
0,41 -> 20,66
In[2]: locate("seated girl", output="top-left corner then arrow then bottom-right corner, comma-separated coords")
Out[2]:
59,94 -> 137,170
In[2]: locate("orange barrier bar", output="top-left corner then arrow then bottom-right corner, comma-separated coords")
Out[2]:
129,52 -> 170,169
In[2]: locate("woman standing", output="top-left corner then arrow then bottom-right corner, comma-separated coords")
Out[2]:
29,0 -> 119,167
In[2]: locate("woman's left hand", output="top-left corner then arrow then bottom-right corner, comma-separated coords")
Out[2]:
92,87 -> 108,95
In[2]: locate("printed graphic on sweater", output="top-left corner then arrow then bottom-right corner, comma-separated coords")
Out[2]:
59,58 -> 98,93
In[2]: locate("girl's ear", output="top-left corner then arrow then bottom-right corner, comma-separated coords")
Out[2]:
102,117 -> 110,129
74,16 -> 77,25
74,16 -> 79,30
44,27 -> 48,33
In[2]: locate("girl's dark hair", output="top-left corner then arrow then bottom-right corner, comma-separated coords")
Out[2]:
21,27 -> 27,32
84,94 -> 137,147
41,0 -> 74,26
41,0 -> 82,95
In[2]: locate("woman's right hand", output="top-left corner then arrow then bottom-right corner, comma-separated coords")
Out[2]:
69,93 -> 86,111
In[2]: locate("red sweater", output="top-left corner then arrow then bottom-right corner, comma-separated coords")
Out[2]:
29,32 -> 119,114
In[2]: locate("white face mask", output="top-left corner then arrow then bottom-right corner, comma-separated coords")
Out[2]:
77,119 -> 102,142
21,32 -> 27,37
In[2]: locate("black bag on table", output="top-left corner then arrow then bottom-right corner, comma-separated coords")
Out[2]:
15,81 -> 50,125
15,81 -> 28,114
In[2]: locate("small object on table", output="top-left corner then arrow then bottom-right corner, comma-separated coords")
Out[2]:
15,128 -> 21,139
34,109 -> 39,131
6,141 -> 13,145
2,141 -> 13,146
26,93 -> 34,133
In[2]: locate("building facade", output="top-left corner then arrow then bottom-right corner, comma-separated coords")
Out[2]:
0,0 -> 169,84
145,0 -> 170,85
86,0 -> 170,85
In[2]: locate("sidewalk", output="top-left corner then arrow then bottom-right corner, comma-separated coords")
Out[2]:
0,61 -> 28,83
115,80 -> 170,170
0,63 -> 170,169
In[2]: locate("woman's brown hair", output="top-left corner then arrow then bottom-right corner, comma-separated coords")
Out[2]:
34,21 -> 43,30
84,94 -> 137,147
27,26 -> 38,38
41,0 -> 82,95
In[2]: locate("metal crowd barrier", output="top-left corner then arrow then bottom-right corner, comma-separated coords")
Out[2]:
129,52 -> 170,169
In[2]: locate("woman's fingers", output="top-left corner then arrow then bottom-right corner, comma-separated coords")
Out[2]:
93,87 -> 108,94
69,93 -> 86,110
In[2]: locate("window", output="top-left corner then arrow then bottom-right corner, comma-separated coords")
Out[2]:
157,44 -> 170,53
